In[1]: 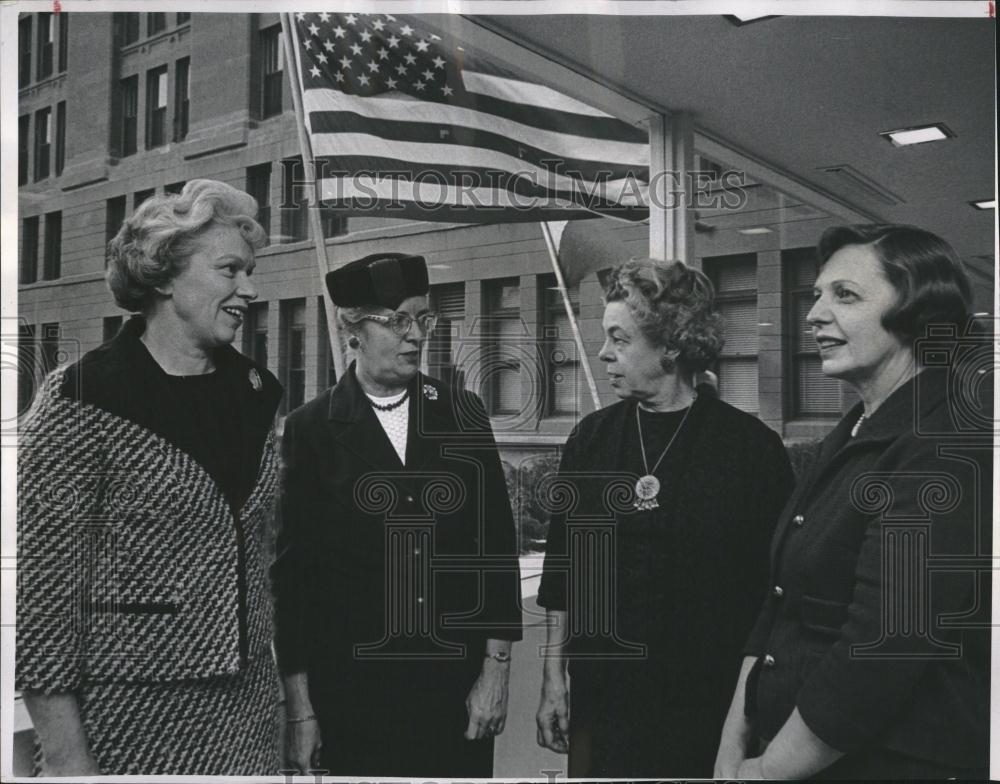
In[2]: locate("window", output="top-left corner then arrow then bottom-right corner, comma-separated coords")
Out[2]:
174,57 -> 190,141
243,302 -> 269,369
36,12 -> 53,80
39,323 -> 61,375
704,253 -> 759,414
483,278 -> 521,415
176,12 -> 191,25
281,300 -> 307,414
318,299 -> 338,390
117,12 -> 140,46
134,189 -> 154,209
21,217 -> 39,285
784,247 -> 841,417
164,181 -> 186,195
147,13 -> 167,37
43,211 -> 62,280
19,115 -> 29,186
33,107 -> 51,181
146,66 -> 168,149
58,13 -> 68,72
55,101 -> 66,176
105,196 -> 126,248
246,163 -> 272,239
103,315 -> 123,343
279,157 -> 309,243
260,24 -> 284,118
119,75 -> 138,156
539,275 -> 580,416
428,283 -> 466,389
19,17 -> 32,87
17,324 -> 37,416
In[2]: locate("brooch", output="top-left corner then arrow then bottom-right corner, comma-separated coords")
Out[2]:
422,384 -> 439,400
249,368 -> 262,392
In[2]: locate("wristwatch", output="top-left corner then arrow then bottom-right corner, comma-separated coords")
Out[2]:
485,650 -> 511,663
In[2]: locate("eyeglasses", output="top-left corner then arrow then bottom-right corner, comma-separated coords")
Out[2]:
358,311 -> 438,335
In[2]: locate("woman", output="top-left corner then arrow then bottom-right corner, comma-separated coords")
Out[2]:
715,224 -> 990,779
271,252 -> 523,777
535,259 -> 794,777
16,179 -> 282,775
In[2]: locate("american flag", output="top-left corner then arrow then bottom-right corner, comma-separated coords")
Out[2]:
288,12 -> 650,223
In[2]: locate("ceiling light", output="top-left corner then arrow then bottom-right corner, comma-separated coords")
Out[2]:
428,264 -> 451,269
970,199 -> 996,210
738,227 -> 772,235
723,14 -> 777,25
879,123 -> 955,147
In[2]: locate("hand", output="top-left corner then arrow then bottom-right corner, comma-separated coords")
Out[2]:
535,675 -> 570,753
736,756 -> 767,779
283,718 -> 322,773
465,657 -> 511,740
714,740 -> 749,779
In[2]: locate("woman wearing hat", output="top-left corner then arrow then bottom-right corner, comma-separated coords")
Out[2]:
16,180 -> 282,774
272,253 -> 522,777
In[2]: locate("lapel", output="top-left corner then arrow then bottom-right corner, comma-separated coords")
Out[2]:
405,374 -> 454,472
326,361 -> 406,473
768,372 -> 944,562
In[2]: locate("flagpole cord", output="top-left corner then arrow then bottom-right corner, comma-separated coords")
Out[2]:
540,222 -> 602,413
281,13 -> 346,381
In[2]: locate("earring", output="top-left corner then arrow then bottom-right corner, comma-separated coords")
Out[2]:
348,336 -> 360,349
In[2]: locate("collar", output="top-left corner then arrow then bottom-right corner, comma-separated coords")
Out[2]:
845,367 -> 950,445
328,361 -> 430,422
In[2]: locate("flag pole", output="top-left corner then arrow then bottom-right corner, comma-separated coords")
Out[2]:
540,221 -> 601,413
281,12 -> 345,380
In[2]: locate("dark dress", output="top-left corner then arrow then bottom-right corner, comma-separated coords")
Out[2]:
538,395 -> 794,778
744,368 -> 991,779
271,364 -> 523,777
16,316 -> 283,774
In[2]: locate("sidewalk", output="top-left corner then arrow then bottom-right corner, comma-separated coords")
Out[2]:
493,555 -> 568,778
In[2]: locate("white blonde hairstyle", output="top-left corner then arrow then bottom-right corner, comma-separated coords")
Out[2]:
106,179 -> 267,312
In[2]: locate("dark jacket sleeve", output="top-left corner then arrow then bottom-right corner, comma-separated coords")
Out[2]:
536,422 -> 584,611
466,392 -> 523,641
795,442 -> 987,753
270,412 -> 315,675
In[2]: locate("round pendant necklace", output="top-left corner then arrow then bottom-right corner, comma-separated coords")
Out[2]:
368,388 -> 410,412
634,395 -> 696,511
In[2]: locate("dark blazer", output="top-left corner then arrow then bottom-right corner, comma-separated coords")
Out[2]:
744,368 -> 991,775
538,394 -> 794,776
271,363 -> 522,705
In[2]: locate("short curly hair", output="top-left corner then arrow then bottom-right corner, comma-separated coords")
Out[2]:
818,224 -> 973,343
604,258 -> 723,373
106,179 -> 267,313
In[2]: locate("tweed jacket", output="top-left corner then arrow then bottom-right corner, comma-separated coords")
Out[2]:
744,367 -> 991,769
16,319 -> 282,691
271,363 -> 523,697
538,394 -> 794,714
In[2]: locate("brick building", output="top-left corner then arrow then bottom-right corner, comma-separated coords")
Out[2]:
16,11 -> 994,459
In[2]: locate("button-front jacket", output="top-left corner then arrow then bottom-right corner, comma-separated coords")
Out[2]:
744,368 -> 991,772
271,363 -> 523,702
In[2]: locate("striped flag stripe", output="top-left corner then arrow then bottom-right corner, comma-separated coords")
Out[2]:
307,113 -> 649,180
461,70 -> 619,118
308,132 -> 648,194
302,84 -> 649,144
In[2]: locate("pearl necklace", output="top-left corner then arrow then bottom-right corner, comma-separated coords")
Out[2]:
851,413 -> 867,438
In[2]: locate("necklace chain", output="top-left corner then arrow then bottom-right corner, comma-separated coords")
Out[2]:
636,397 -> 696,476
368,388 -> 410,412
